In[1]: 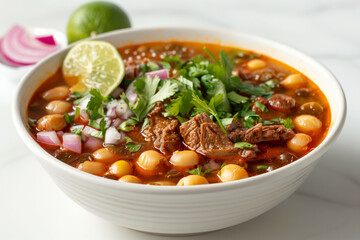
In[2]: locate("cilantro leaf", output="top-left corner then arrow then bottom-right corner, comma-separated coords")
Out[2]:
64,108 -> 80,125
200,75 -> 231,113
186,166 -> 213,176
165,90 -> 193,117
255,101 -> 268,112
191,93 -> 227,134
131,75 -> 178,122
234,142 -> 254,149
125,136 -> 133,144
126,144 -> 142,153
119,118 -> 138,132
257,165 -> 268,170
87,89 -> 107,120
272,118 -> 294,129
227,91 -> 249,104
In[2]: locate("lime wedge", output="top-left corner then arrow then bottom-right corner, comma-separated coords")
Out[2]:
62,40 -> 125,96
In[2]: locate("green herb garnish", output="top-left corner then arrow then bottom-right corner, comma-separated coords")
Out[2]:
126,144 -> 142,153
191,93 -> 228,134
272,118 -> 294,129
255,101 -> 268,113
234,142 -> 254,149
186,166 -> 213,176
257,165 -> 268,170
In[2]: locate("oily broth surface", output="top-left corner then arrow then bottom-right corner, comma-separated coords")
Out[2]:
27,41 -> 331,183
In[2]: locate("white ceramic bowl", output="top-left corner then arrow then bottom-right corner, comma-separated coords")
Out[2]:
13,27 -> 346,235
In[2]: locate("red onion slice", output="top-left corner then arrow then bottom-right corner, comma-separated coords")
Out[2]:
0,25 -> 59,66
35,35 -> 56,45
62,133 -> 82,154
145,69 -> 169,79
37,131 -> 61,146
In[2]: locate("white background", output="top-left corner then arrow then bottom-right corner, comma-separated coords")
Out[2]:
0,0 -> 359,239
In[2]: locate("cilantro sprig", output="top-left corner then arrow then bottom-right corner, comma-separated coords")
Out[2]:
186,166 -> 213,176
191,93 -> 228,134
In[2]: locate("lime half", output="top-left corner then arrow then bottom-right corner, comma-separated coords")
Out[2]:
62,40 -> 125,96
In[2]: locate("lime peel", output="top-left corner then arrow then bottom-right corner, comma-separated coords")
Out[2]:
62,40 -> 125,96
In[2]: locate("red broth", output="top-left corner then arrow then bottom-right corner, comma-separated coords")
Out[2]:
27,41 -> 331,185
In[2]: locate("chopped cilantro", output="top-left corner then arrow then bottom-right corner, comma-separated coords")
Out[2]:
165,90 -> 193,117
186,166 -> 213,176
234,142 -> 254,149
147,62 -> 160,71
272,118 -> 294,129
131,75 -> 178,122
191,93 -> 228,134
64,113 -> 75,124
126,144 -> 141,153
71,127 -> 82,136
88,119 -> 107,138
255,101 -> 268,112
119,118 -> 138,132
70,91 -> 89,99
125,136 -> 133,144
227,91 -> 248,104
28,118 -> 37,125
159,61 -> 171,70
164,55 -> 181,64
87,89 -> 108,120
257,165 -> 268,170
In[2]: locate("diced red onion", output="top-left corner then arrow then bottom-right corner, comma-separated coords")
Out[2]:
77,95 -> 91,110
125,82 -> 135,96
112,118 -> 123,128
0,25 -> 59,67
127,93 -> 138,106
35,35 -> 56,45
106,107 -> 117,119
145,69 -> 169,79
82,126 -> 98,137
70,124 -> 84,132
104,126 -> 124,145
84,137 -> 103,152
56,131 -> 64,137
79,109 -> 90,122
62,133 -> 82,154
116,100 -> 133,120
37,131 -> 61,146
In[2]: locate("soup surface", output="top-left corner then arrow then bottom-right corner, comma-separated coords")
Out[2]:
27,41 -> 330,186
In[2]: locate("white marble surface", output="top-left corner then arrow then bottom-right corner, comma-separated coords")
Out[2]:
1,0 -> 360,239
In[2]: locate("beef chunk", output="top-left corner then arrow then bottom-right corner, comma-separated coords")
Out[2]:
227,121 -> 295,144
124,59 -> 144,80
179,113 -> 211,150
180,113 -> 259,160
142,102 -> 180,155
268,94 -> 296,113
226,119 -> 246,142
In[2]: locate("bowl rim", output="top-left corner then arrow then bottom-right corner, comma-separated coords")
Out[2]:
12,26 -> 347,194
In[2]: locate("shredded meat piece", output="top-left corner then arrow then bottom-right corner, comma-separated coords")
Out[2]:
180,113 -> 259,160
124,58 -> 149,80
179,113 -> 212,150
227,120 -> 295,144
142,102 -> 180,155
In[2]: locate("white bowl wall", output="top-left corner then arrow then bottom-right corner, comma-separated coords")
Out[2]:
13,27 -> 346,234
